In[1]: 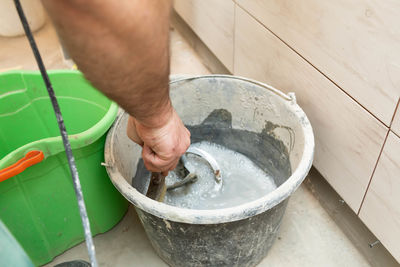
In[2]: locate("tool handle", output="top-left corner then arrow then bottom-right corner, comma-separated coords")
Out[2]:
0,151 -> 44,182
146,172 -> 167,201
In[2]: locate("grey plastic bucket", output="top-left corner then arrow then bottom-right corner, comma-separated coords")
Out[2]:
104,75 -> 314,267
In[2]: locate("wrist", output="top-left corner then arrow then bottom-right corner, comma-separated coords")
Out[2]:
135,99 -> 174,129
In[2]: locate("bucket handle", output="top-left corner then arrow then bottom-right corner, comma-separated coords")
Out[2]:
0,150 -> 44,182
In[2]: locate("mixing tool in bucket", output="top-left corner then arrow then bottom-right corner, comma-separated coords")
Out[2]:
136,146 -> 222,202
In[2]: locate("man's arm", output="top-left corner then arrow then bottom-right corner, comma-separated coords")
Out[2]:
41,0 -> 190,174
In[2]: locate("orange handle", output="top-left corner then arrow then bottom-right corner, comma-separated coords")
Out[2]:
0,151 -> 44,182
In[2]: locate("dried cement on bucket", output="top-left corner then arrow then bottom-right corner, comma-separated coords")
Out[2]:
105,75 -> 314,267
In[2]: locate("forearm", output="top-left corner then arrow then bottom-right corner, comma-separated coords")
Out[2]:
41,0 -> 172,127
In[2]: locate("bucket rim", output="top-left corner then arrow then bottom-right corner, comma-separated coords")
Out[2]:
105,74 -> 314,224
0,70 -> 118,169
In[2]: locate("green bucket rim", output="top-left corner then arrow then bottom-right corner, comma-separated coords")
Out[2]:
0,70 -> 118,169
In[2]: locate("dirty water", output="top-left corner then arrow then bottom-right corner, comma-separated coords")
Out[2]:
163,141 -> 277,209
132,109 -> 291,210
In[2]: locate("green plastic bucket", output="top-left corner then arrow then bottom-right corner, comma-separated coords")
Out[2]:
0,70 -> 128,266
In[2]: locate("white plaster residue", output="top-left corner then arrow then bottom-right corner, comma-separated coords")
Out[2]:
163,219 -> 172,231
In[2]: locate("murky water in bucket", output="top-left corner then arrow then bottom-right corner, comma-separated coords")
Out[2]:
164,141 -> 277,210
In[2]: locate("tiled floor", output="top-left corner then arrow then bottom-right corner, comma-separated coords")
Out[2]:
1,20 -> 369,267
45,185 -> 370,267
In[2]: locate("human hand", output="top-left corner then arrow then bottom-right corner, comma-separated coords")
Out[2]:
127,109 -> 191,176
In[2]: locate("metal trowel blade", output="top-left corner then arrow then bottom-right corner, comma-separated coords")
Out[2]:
132,159 -> 151,195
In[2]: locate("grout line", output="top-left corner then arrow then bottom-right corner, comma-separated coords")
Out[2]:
357,128 -> 390,215
389,98 -> 400,139
356,87 -> 399,216
392,130 -> 400,139
389,98 -> 400,128
235,3 -> 392,127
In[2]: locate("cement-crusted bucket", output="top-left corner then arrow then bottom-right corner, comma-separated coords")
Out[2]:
105,75 -> 314,267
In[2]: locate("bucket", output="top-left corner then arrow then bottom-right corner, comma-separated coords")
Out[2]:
0,220 -> 34,267
0,70 -> 128,266
105,75 -> 314,266
0,0 -> 46,37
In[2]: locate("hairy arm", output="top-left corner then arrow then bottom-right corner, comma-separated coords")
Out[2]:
42,0 -> 172,125
42,0 -> 190,173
